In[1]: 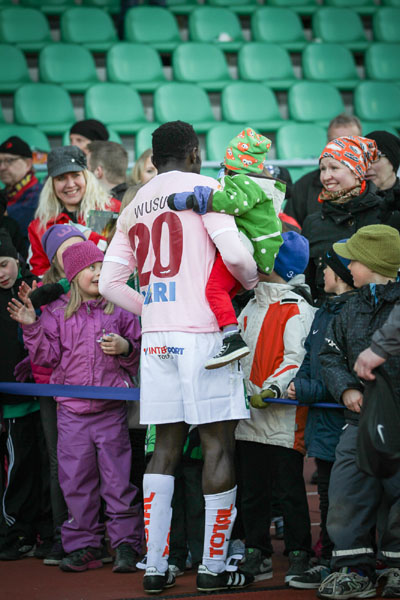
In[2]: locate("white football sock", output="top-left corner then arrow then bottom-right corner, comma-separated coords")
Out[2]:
143,473 -> 174,574
202,486 -> 237,574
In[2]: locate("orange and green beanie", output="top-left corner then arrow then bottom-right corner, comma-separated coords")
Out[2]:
224,128 -> 272,174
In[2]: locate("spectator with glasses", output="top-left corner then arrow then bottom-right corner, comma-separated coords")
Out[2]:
0,137 -> 43,246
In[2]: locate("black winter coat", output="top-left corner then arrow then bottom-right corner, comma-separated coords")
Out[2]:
283,168 -> 322,227
0,263 -> 37,405
319,282 -> 400,426
293,292 -> 356,461
378,177 -> 400,233
302,182 -> 383,301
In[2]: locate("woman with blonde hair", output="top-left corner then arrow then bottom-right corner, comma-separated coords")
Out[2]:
28,146 -> 120,276
129,148 -> 157,185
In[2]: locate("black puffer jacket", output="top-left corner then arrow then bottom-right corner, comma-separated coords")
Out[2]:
302,182 -> 383,301
319,282 -> 400,426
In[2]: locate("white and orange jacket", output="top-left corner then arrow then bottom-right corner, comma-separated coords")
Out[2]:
236,275 -> 316,455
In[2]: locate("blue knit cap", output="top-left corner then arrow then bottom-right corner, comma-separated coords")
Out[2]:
274,231 -> 309,281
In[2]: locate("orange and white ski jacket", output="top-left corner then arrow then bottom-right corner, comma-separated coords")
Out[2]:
236,276 -> 316,454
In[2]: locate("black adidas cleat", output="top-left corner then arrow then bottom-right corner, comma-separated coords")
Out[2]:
143,566 -> 176,595
196,564 -> 254,592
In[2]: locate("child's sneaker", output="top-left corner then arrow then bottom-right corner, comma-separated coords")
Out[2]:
379,567 -> 400,598
196,564 -> 254,592
242,547 -> 273,581
285,550 -> 310,583
317,569 -> 376,599
59,546 -> 103,572
205,333 -> 250,370
34,538 -> 54,559
289,563 -> 331,589
43,540 -> 66,566
112,543 -> 138,573
169,564 -> 184,577
143,566 -> 176,594
0,537 -> 35,560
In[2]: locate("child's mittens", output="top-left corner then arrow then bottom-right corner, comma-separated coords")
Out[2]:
30,282 -> 66,309
250,387 -> 277,409
167,186 -> 213,215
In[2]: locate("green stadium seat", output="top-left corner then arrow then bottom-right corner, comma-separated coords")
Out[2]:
365,43 -> 400,82
288,81 -> 345,127
302,43 -> 360,90
172,43 -> 232,92
165,0 -> 200,15
206,0 -> 259,15
373,8 -> 400,43
238,43 -> 297,90
60,7 -> 117,52
313,8 -> 369,52
200,167 -> 219,178
107,43 -> 166,92
266,0 -> 319,16
189,7 -> 244,52
39,44 -> 100,93
20,0 -> 75,15
82,0 -> 121,15
154,83 -> 216,133
206,123 -> 247,161
85,83 -> 148,134
0,7 -> 53,52
124,7 -> 181,53
14,83 -> 75,135
251,8 -> 307,52
62,127 -> 122,146
354,81 -> 400,129
0,44 -> 31,93
382,0 -> 400,6
324,0 -> 377,15
135,123 -> 161,159
276,122 -> 326,159
361,122 -> 399,136
221,82 -> 285,132
0,124 -> 50,151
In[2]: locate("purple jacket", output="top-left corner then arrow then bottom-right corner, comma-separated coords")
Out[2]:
22,295 -> 141,414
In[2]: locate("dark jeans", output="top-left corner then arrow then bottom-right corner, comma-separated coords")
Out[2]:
39,397 -> 68,535
315,457 -> 334,560
0,411 -> 52,545
169,460 -> 204,570
236,441 -> 311,557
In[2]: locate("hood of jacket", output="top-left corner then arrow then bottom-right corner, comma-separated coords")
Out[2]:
254,274 -> 312,306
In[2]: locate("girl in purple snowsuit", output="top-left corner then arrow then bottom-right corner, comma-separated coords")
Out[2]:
8,241 -> 144,573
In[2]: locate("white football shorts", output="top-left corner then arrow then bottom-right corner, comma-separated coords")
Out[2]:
140,331 -> 250,425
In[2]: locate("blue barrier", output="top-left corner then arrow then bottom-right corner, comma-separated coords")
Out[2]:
0,382 -> 343,409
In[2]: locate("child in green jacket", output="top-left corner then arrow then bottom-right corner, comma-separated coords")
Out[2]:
168,128 -> 284,369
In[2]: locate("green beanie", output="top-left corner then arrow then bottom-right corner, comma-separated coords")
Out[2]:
224,127 -> 271,174
333,224 -> 400,278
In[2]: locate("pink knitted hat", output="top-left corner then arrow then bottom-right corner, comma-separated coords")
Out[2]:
62,241 -> 104,283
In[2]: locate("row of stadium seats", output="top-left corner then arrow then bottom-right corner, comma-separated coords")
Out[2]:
3,80 -> 400,135
0,6 -> 398,52
1,41 -> 399,94
2,0 -> 400,15
1,122 -> 396,163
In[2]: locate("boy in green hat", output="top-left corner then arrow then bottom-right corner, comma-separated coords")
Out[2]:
318,224 -> 400,600
168,128 -> 285,369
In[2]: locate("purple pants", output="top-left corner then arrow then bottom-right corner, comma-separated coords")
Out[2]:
57,403 -> 144,553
